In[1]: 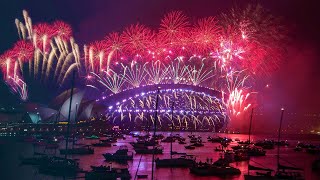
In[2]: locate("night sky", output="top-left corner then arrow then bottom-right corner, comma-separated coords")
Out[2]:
0,0 -> 319,114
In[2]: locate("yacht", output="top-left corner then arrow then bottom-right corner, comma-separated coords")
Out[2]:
60,145 -> 94,155
103,145 -> 133,162
134,145 -> 163,154
190,161 -> 241,176
155,155 -> 196,167
38,156 -> 80,176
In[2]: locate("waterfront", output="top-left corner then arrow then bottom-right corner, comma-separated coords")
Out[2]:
1,132 -> 319,180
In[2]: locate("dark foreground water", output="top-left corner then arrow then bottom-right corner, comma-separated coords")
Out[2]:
1,132 -> 320,180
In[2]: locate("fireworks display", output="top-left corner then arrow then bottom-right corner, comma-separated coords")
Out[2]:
0,4 -> 287,129
1,10 -> 81,100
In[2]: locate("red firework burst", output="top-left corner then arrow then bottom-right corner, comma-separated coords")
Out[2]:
90,40 -> 106,52
121,23 -> 154,57
88,40 -> 109,72
52,20 -> 72,40
33,23 -> 56,52
33,23 -> 56,39
13,40 -> 34,62
104,32 -> 125,60
159,11 -> 190,46
192,16 -> 221,53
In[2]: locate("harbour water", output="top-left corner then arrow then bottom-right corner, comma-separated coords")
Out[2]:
1,132 -> 319,180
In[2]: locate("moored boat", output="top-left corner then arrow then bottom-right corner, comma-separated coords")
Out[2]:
37,156 -> 80,176
60,145 -> 94,155
134,145 -> 163,154
189,161 -> 241,176
155,155 -> 196,167
85,167 -> 131,180
103,145 -> 133,162
92,141 -> 112,147
86,135 -> 100,139
185,145 -> 196,150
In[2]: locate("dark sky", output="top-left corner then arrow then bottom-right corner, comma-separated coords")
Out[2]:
0,0 -> 319,113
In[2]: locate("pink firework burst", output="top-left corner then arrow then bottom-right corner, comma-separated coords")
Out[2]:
33,23 -> 56,52
223,88 -> 251,118
88,40 -> 108,72
159,11 -> 190,47
192,16 -> 221,54
13,40 -> 34,62
52,20 -> 73,40
104,32 -> 125,61
121,23 -> 154,57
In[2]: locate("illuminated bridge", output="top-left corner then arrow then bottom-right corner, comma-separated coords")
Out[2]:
97,84 -> 227,131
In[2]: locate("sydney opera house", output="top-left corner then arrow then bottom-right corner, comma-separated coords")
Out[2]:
0,89 -> 101,124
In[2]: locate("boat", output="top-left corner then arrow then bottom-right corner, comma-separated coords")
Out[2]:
156,155 -> 196,167
20,154 -> 50,165
190,138 -> 198,143
100,137 -> 117,143
185,145 -> 196,150
188,134 -> 196,139
161,136 -> 175,143
274,140 -> 289,146
234,150 -> 250,162
60,145 -> 94,155
86,135 -> 100,139
214,145 -> 225,152
244,164 -> 275,180
232,145 -> 266,156
306,147 -> 320,154
254,140 -> 275,149
192,142 -> 204,147
296,142 -> 316,149
90,165 -> 111,171
152,134 -> 164,140
130,139 -> 158,147
38,156 -> 80,176
103,145 -> 133,162
92,141 -> 112,147
294,146 -> 303,152
85,167 -> 131,180
238,140 -> 252,145
134,145 -> 163,154
189,162 -> 241,176
171,151 -> 187,155
208,136 -> 224,143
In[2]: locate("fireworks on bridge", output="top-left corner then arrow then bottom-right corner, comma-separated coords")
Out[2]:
0,4 -> 287,130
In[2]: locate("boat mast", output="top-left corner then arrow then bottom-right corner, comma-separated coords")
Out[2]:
170,101 -> 175,160
54,89 -> 70,137
64,71 -> 75,159
72,103 -> 78,149
247,108 -> 254,175
248,108 -> 254,144
151,87 -> 160,180
277,108 -> 285,171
